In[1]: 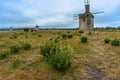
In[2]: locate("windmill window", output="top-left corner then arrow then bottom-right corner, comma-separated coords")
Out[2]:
83,19 -> 85,22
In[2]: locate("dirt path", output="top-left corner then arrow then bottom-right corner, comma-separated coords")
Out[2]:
83,35 -> 111,80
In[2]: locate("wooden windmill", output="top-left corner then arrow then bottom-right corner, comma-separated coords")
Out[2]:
73,0 -> 103,30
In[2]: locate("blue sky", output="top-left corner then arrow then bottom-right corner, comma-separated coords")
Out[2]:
0,0 -> 120,28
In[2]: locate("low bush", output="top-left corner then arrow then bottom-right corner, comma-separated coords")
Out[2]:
38,34 -> 42,37
48,50 -> 71,72
24,28 -> 29,32
88,32 -> 92,35
40,38 -> 59,58
23,43 -> 31,50
40,37 -> 72,72
62,33 -> 73,39
11,59 -> 21,68
67,34 -> 73,39
104,38 -> 110,44
10,35 -> 17,39
10,45 -> 20,54
78,30 -> 84,33
0,50 -> 9,60
62,34 -> 68,39
111,39 -> 120,46
81,36 -> 88,43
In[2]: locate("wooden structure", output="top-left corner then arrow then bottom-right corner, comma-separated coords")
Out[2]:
73,0 -> 103,30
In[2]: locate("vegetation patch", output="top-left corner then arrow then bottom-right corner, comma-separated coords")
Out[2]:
0,50 -> 9,60
81,36 -> 88,43
10,45 -> 20,54
78,30 -> 84,33
111,39 -> 120,46
40,38 -> 59,58
40,37 -> 72,72
48,50 -> 71,72
62,33 -> 73,39
11,59 -> 21,69
104,38 -> 110,44
22,43 -> 31,50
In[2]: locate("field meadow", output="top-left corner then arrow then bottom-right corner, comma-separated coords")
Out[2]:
0,29 -> 120,80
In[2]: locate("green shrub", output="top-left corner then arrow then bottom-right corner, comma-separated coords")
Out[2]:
111,39 -> 120,46
78,30 -> 83,33
81,36 -> 88,43
62,33 -> 73,39
67,31 -> 70,33
67,34 -> 73,39
25,35 -> 28,38
40,43 -> 52,58
24,28 -> 29,32
31,29 -> 34,32
62,34 -> 67,39
0,50 -> 9,60
88,32 -> 92,35
48,50 -> 71,72
23,43 -> 31,50
104,38 -> 110,44
38,34 -> 42,37
10,35 -> 17,39
40,38 -> 59,58
10,45 -> 20,54
12,59 -> 21,68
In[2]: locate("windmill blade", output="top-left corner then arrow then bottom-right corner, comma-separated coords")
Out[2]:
73,14 -> 79,20
92,11 -> 104,14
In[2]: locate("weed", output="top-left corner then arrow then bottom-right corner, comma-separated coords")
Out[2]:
78,30 -> 83,33
24,28 -> 29,32
40,38 -> 59,58
104,38 -> 110,44
81,36 -> 88,43
62,33 -> 68,39
111,39 -> 120,46
10,45 -> 20,54
10,35 -> 17,39
48,50 -> 71,72
67,34 -> 73,39
0,50 -> 9,60
88,32 -> 92,35
11,59 -> 21,69
38,34 -> 42,37
22,43 -> 31,50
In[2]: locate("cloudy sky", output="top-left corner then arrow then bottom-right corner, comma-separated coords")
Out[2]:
0,0 -> 120,28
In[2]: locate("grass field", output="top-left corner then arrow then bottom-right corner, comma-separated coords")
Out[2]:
0,29 -> 120,80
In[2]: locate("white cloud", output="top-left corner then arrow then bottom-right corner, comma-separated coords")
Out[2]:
1,0 -> 120,28
36,15 -> 71,25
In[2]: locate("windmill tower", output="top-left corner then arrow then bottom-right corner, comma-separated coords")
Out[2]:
79,0 -> 94,30
73,0 -> 103,30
